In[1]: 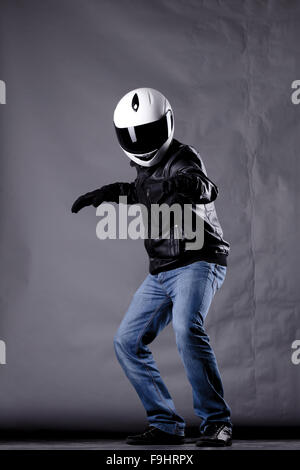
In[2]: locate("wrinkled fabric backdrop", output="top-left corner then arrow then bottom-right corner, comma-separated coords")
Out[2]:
0,0 -> 299,431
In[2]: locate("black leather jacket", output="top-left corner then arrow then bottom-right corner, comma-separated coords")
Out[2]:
108,139 -> 229,274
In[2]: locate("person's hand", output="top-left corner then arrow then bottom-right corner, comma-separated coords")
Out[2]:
162,174 -> 192,196
71,189 -> 105,213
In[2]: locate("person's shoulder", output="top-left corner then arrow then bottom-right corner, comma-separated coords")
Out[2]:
171,139 -> 205,171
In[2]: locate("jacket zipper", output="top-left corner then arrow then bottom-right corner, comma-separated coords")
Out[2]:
173,224 -> 180,256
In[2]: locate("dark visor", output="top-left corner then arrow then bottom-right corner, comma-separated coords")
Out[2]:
114,111 -> 172,155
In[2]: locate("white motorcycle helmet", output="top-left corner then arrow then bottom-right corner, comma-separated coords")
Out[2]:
113,87 -> 174,167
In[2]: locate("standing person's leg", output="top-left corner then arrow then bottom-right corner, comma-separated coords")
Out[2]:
113,273 -> 185,437
162,261 -> 231,433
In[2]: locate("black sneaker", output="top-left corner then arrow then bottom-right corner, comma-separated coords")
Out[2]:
196,423 -> 232,447
126,426 -> 185,445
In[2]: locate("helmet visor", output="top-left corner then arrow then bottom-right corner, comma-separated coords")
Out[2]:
114,111 -> 172,155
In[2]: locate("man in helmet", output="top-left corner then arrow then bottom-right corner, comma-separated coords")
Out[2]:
72,88 -> 232,447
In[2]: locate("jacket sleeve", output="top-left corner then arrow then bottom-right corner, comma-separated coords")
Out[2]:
100,181 -> 138,205
173,163 -> 219,204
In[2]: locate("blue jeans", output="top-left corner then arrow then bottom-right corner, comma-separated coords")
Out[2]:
114,260 -> 231,436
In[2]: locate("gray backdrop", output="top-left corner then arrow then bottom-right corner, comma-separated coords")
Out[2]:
0,0 -> 299,431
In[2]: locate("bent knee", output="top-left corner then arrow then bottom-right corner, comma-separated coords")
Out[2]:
173,321 -> 209,345
113,331 -> 135,355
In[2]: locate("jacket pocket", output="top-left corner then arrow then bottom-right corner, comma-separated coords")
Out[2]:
145,224 -> 185,259
171,224 -> 183,257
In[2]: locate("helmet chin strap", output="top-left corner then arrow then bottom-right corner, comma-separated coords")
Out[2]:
123,133 -> 174,167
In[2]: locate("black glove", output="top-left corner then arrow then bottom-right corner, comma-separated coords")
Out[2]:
72,182 -> 137,213
162,174 -> 194,196
162,172 -> 218,204
71,189 -> 105,213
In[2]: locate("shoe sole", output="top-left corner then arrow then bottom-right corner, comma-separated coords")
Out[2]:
126,439 -> 185,446
196,440 -> 232,447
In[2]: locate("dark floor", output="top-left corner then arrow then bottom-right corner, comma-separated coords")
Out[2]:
0,438 -> 299,450
0,427 -> 299,451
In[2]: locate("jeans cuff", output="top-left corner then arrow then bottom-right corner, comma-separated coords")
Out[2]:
150,422 -> 185,437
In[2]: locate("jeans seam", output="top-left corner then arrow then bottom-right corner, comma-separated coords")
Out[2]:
143,363 -> 181,424
134,299 -> 170,355
212,264 -> 218,292
157,277 -> 173,300
195,264 -> 215,322
134,298 -> 180,423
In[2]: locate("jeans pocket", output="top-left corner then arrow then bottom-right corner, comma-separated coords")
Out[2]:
213,264 -> 227,291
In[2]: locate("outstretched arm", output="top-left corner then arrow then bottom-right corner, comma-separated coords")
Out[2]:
170,168 -> 218,204
71,181 -> 137,213
162,169 -> 218,205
